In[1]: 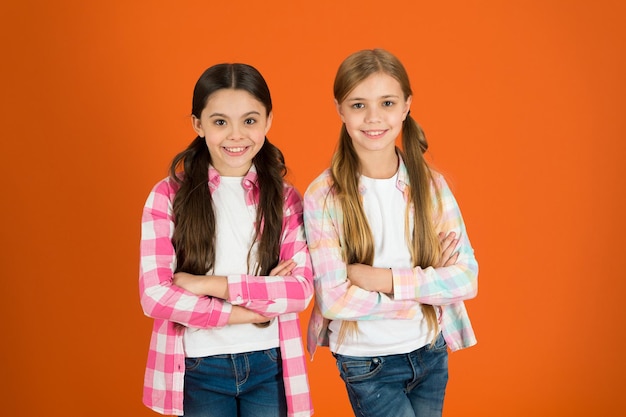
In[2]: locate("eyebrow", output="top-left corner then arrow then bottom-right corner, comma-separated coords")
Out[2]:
208,111 -> 262,118
346,95 -> 400,101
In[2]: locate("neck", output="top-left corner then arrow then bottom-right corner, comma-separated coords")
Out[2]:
358,149 -> 398,179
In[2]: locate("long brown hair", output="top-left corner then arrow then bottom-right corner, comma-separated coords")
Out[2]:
169,63 -> 286,279
330,49 -> 442,345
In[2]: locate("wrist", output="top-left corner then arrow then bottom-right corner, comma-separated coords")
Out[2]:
208,275 -> 229,299
384,268 -> 393,294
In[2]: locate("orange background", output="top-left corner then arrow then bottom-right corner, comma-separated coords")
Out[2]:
1,0 -> 624,416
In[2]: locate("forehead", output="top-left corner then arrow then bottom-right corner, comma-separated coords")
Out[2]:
345,72 -> 404,100
203,89 -> 267,114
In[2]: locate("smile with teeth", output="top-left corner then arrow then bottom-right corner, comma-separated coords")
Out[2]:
223,146 -> 248,153
362,129 -> 387,138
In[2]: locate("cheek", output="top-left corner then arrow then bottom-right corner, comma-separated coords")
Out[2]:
252,127 -> 268,142
392,113 -> 406,126
343,115 -> 360,129
204,131 -> 224,146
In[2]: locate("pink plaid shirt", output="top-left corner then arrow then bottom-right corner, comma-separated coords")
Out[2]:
304,159 -> 478,357
139,165 -> 314,416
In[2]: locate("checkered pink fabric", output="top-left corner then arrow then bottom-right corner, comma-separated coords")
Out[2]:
139,166 -> 314,416
304,158 -> 478,358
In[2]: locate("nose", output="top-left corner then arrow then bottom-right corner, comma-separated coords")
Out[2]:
228,124 -> 244,140
364,106 -> 381,123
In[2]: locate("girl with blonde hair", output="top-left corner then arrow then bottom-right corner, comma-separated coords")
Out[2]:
304,49 -> 478,417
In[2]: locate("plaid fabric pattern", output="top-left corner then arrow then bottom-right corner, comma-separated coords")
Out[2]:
304,158 -> 478,358
139,166 -> 314,416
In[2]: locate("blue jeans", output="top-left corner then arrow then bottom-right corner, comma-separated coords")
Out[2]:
334,333 -> 449,417
182,348 -> 287,417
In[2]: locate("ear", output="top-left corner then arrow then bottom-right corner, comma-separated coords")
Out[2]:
403,95 -> 413,121
334,99 -> 346,123
264,111 -> 273,135
191,115 -> 205,138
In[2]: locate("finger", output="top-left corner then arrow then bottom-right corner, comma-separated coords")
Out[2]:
439,231 -> 454,241
441,239 -> 458,260
439,236 -> 454,255
441,231 -> 456,246
443,251 -> 460,267
446,252 -> 459,266
269,260 -> 296,276
442,237 -> 460,257
269,266 -> 285,276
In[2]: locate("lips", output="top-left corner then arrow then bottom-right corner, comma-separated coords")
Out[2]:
223,146 -> 248,154
362,129 -> 387,139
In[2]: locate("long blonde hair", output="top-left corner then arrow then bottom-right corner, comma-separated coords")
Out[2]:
330,49 -> 442,346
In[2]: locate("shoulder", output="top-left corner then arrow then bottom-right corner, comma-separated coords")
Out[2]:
398,159 -> 448,192
304,169 -> 333,199
282,181 -> 303,205
151,175 -> 181,198
428,170 -> 460,211
430,170 -> 458,196
143,176 -> 180,214
430,169 -> 447,188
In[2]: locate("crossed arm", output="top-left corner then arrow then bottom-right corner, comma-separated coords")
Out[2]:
139,179 -> 313,328
173,260 -> 297,324
347,232 -> 459,293
303,173 -> 477,322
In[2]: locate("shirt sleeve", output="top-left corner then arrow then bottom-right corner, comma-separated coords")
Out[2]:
139,178 -> 231,329
392,175 -> 479,304
226,185 -> 314,317
303,173 -> 418,321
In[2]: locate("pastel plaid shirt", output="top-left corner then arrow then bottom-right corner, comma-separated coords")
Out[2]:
139,166 -> 314,417
304,158 -> 478,357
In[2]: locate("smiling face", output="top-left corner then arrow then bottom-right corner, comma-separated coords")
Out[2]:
192,88 -> 272,177
336,72 -> 411,158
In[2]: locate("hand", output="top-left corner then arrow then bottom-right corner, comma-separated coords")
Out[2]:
229,305 -> 272,325
269,259 -> 296,276
434,232 -> 459,268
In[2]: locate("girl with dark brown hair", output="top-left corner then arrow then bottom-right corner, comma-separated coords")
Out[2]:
140,63 -> 313,417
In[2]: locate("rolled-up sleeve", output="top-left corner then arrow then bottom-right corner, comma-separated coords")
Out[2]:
392,175 -> 478,305
139,178 -> 231,329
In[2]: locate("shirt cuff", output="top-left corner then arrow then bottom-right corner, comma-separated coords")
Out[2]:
391,267 -> 416,301
227,274 -> 249,305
